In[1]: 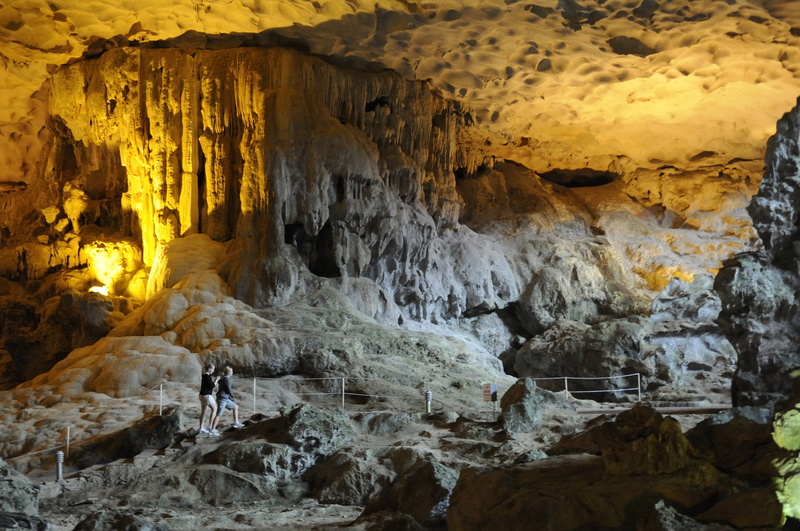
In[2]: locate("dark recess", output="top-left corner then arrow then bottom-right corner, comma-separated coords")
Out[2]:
539,168 -> 618,188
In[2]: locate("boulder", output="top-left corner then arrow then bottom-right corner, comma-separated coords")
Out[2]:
686,407 -> 773,474
0,457 -> 39,515
0,457 -> 52,530
550,405 -> 690,475
310,448 -> 396,505
70,407 -> 186,470
499,377 -> 575,433
548,413 -> 617,456
202,441 -> 312,498
252,403 -> 356,487
280,403 -> 355,455
351,412 -> 420,437
696,485 -> 784,529
122,463 -> 278,507
447,453 -> 725,531
187,465 -> 275,505
362,458 -> 458,527
514,318 -> 649,399
600,405 -> 689,476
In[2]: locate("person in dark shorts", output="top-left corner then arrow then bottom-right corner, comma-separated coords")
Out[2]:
211,366 -> 244,431
198,363 -> 220,436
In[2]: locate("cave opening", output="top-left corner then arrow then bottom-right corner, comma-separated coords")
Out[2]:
365,96 -> 390,113
284,222 -> 341,278
538,168 -> 619,187
454,164 -> 491,181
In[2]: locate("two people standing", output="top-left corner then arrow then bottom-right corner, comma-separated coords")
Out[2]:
198,364 -> 244,436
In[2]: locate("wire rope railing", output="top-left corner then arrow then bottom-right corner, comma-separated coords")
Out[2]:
529,373 -> 642,401
240,373 -> 642,416
3,373 -> 642,472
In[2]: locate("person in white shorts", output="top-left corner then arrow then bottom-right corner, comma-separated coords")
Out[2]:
198,363 -> 220,435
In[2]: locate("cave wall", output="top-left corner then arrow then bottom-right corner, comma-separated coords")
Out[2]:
716,96 -> 800,407
0,39 -> 762,396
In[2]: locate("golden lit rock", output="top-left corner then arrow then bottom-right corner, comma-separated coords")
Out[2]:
773,407 -> 800,452
62,182 -> 89,233
83,239 -> 142,296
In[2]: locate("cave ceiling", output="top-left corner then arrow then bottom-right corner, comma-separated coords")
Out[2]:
1,0 -> 799,186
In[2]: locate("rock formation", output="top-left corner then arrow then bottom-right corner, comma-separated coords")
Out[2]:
716,98 -> 800,407
0,457 -> 47,530
2,0 -> 795,401
448,404 -> 792,529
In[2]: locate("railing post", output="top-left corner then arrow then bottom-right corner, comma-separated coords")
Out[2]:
159,384 -> 163,415
564,377 -> 569,399
494,378 -> 498,421
637,373 -> 642,402
341,377 -> 346,409
56,450 -> 64,482
253,377 -> 257,416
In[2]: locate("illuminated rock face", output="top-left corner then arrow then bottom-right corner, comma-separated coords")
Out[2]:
5,40 -> 735,405
47,46 -> 467,268
39,45 -> 659,329
45,46 -> 495,318
1,3 -> 800,527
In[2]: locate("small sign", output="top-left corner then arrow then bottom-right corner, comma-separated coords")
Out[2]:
483,383 -> 497,402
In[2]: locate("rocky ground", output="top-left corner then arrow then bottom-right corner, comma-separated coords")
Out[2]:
0,378 -> 739,531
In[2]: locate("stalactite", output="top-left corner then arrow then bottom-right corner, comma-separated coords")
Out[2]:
44,44 -> 502,312
179,53 -> 200,238
50,46 -> 486,251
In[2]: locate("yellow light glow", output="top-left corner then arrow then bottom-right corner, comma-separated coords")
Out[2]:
634,265 -> 695,292
84,240 -> 143,297
89,285 -> 109,296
